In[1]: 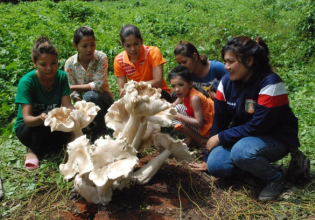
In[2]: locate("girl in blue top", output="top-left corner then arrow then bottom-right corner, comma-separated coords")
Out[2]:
174,41 -> 228,99
189,36 -> 299,201
14,36 -> 74,169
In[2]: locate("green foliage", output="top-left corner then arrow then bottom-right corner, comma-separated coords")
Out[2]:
0,0 -> 315,218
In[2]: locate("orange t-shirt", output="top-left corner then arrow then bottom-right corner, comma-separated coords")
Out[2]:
183,87 -> 214,137
114,45 -> 171,94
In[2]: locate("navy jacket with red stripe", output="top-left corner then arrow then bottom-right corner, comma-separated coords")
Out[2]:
210,71 -> 300,148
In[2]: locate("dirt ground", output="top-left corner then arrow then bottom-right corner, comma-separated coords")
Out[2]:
50,151 -> 262,220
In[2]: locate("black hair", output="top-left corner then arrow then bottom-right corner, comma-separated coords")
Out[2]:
221,36 -> 271,74
32,35 -> 58,62
73,26 -> 95,45
119,24 -> 143,44
168,65 -> 193,83
174,41 -> 208,65
168,65 -> 209,98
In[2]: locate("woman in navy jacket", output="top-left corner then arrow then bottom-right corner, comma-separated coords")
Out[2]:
189,36 -> 299,201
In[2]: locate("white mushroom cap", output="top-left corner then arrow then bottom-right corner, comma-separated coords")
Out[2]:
69,109 -> 94,132
105,99 -> 129,138
44,101 -> 100,135
147,108 -> 176,127
59,135 -> 93,180
89,136 -> 138,186
123,81 -> 170,116
74,173 -> 103,204
154,133 -> 196,162
71,100 -> 101,130
44,107 -> 74,132
74,100 -> 100,118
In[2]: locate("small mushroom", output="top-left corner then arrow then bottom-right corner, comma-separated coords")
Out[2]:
130,133 -> 195,185
154,133 -> 195,162
44,100 -> 100,140
44,107 -> 74,132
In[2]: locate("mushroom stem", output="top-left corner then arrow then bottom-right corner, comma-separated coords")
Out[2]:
131,149 -> 172,185
71,129 -> 84,140
120,114 -> 141,144
131,117 -> 148,150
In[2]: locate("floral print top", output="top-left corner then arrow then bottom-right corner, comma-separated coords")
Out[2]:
64,50 -> 113,97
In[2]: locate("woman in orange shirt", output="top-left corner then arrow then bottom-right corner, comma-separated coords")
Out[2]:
114,25 -> 172,103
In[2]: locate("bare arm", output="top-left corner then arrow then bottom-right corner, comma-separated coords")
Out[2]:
174,96 -> 204,128
22,104 -> 45,127
70,84 -> 91,92
61,95 -> 74,110
206,134 -> 220,153
117,76 -> 128,97
171,97 -> 183,107
145,64 -> 163,88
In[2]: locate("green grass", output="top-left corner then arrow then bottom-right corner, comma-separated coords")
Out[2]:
0,0 -> 315,219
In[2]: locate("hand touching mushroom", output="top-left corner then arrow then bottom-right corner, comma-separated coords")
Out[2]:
44,100 -> 100,140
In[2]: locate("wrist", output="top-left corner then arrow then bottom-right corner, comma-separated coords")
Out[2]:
89,82 -> 96,90
40,113 -> 46,122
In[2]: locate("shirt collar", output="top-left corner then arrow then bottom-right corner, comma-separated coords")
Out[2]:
74,51 -> 98,66
123,45 -> 146,65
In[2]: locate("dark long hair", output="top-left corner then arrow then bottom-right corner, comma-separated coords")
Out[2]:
168,65 -> 209,98
174,41 -> 208,65
119,24 -> 143,44
32,36 -> 58,62
221,36 -> 272,74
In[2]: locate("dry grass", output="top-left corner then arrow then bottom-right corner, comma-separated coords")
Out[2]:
2,160 -> 315,220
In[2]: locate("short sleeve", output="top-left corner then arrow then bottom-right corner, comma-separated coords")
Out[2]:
148,47 -> 166,68
114,53 -> 126,77
15,73 -> 34,105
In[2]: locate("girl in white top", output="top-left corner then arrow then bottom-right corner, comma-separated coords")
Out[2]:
65,26 -> 114,134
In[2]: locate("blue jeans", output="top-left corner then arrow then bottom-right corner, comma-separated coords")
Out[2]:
207,136 -> 290,182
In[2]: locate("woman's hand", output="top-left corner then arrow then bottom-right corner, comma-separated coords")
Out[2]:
173,112 -> 182,121
39,112 -> 47,122
119,88 -> 126,97
206,134 -> 220,153
188,161 -> 208,172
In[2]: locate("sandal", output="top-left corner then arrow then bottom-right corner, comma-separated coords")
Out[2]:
25,158 -> 39,170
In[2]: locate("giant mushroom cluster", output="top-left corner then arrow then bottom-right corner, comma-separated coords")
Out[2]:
45,81 -> 195,205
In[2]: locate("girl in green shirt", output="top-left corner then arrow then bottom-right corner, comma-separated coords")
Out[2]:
14,36 -> 74,169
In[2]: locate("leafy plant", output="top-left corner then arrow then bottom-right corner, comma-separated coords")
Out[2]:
0,0 -> 314,219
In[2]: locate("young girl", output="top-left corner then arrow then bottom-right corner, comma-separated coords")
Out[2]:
14,36 -> 74,169
169,65 -> 214,147
64,26 -> 114,135
190,36 -> 300,201
174,41 -> 228,99
114,24 -> 173,103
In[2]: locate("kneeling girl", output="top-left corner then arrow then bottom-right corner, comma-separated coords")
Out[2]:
169,65 -> 214,147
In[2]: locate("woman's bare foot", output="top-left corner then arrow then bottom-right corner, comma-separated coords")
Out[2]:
26,148 -> 38,160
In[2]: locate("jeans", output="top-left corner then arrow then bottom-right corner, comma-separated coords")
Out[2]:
83,91 -> 114,130
207,136 -> 290,182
